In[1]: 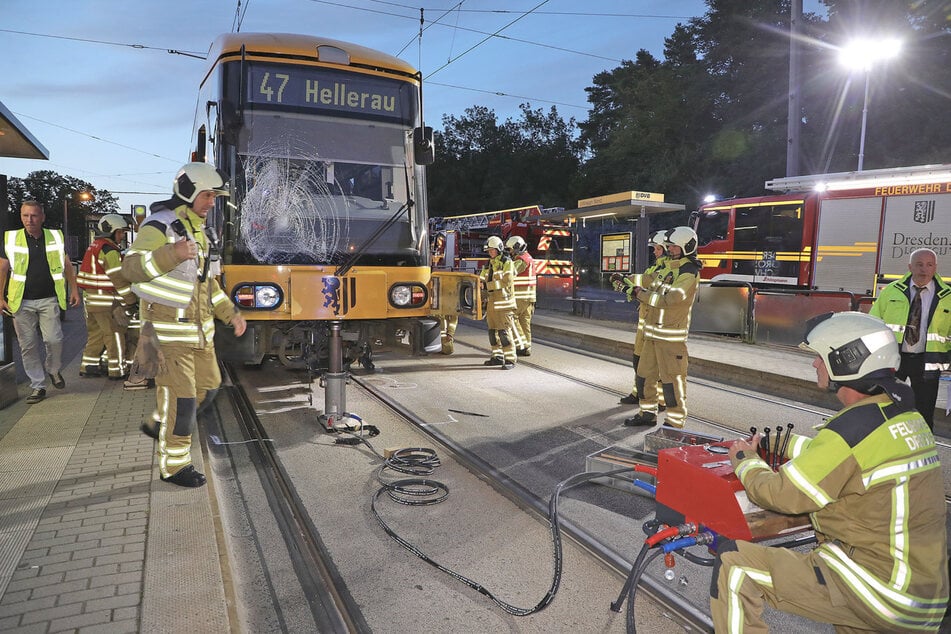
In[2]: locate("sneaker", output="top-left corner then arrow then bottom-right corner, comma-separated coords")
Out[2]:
619,393 -> 638,405
124,377 -> 152,391
160,465 -> 206,488
624,411 -> 657,427
48,372 -> 65,389
25,388 -> 46,404
483,357 -> 504,366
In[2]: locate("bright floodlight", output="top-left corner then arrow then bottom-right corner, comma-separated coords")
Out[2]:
703,194 -> 717,204
839,38 -> 902,71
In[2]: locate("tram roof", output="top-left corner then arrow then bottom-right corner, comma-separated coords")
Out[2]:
204,33 -> 419,77
544,199 -> 684,223
0,99 -> 48,160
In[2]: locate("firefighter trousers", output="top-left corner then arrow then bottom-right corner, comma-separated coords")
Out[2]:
154,343 -> 221,478
636,338 -> 688,427
513,300 -> 535,350
711,539 -> 920,633
81,307 -> 127,378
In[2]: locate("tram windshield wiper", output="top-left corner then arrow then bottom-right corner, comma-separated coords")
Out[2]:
334,199 -> 413,277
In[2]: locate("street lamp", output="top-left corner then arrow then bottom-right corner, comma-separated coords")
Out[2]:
839,37 -> 902,171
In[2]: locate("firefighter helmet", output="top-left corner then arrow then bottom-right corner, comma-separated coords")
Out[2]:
798,311 -> 899,384
173,162 -> 230,204
505,235 -> 527,255
648,231 -> 666,248
97,214 -> 130,237
665,226 -> 698,256
484,236 -> 504,252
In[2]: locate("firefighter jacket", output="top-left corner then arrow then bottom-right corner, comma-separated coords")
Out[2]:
636,256 -> 700,343
480,254 -> 516,315
731,380 -> 948,630
122,201 -> 239,348
869,273 -> 951,372
512,252 -> 537,303
3,228 -> 68,312
77,237 -> 135,312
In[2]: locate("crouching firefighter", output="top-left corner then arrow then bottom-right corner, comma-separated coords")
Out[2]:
480,235 -> 520,369
713,311 -> 948,632
122,162 -> 247,488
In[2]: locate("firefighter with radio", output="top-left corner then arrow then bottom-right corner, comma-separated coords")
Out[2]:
505,235 -> 536,357
123,162 -> 247,488
623,226 -> 700,428
479,235 -> 519,369
868,247 -> 951,431
712,311 -> 948,632
77,214 -> 136,379
613,230 -> 669,405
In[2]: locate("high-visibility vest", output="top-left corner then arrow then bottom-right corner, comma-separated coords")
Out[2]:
77,238 -> 134,310
3,228 -> 68,312
512,253 -> 537,303
869,273 -> 951,372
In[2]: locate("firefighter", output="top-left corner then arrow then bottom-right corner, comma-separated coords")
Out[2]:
438,314 -> 458,355
123,162 -> 247,488
868,247 -> 951,430
712,311 -> 948,632
505,235 -> 536,356
479,235 -> 518,369
624,226 -> 701,428
613,230 -> 668,405
77,214 -> 136,379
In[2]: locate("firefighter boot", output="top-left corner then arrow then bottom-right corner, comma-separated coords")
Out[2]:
161,465 -> 206,488
484,357 -> 504,366
624,411 -> 657,427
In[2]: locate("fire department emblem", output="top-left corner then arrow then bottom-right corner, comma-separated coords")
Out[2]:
913,200 -> 935,224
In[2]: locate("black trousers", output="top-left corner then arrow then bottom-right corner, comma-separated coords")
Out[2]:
896,353 -> 938,430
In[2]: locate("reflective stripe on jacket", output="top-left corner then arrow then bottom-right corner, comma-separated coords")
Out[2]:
3,228 -> 68,312
640,257 -> 700,343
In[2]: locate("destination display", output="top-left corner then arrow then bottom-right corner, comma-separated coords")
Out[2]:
245,62 -> 415,124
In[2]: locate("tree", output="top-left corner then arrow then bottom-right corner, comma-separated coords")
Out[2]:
6,170 -> 120,255
427,104 -> 583,215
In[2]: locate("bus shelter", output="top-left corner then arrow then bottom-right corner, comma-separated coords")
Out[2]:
0,99 -> 49,407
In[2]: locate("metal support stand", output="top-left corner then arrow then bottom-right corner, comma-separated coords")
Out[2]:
317,320 -> 360,431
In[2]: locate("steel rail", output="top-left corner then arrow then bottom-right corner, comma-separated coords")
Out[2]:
218,363 -> 368,633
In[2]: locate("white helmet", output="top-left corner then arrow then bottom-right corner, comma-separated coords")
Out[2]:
799,311 -> 899,384
97,214 -> 130,237
665,226 -> 698,256
648,231 -> 666,248
173,162 -> 230,204
485,236 -> 504,252
505,235 -> 527,255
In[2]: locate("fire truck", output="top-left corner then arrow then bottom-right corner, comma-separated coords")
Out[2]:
693,164 -> 951,296
429,205 -> 574,299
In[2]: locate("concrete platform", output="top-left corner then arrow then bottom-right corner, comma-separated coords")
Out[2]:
0,308 -> 228,632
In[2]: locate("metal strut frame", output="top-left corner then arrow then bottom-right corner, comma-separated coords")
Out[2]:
317,320 -> 360,431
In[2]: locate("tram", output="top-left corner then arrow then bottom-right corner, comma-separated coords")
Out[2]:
189,33 -> 478,376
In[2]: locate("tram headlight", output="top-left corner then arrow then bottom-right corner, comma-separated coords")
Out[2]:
389,283 -> 428,308
232,283 -> 283,309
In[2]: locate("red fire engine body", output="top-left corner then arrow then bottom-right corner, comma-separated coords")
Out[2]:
693,164 -> 951,295
430,205 -> 574,299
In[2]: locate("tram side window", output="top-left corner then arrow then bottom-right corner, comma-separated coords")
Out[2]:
696,209 -> 729,246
